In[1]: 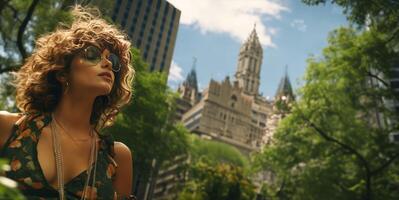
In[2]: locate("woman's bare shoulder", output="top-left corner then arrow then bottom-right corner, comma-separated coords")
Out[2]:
0,111 -> 21,146
112,142 -> 133,196
113,142 -> 132,158
0,111 -> 21,129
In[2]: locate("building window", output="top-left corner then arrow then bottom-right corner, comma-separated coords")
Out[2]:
391,80 -> 399,88
230,95 -> 237,108
160,61 -> 165,71
152,57 -> 156,66
154,48 -> 159,56
111,0 -> 122,21
156,0 -> 162,9
163,4 -> 169,16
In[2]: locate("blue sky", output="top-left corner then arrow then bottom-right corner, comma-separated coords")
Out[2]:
166,0 -> 348,99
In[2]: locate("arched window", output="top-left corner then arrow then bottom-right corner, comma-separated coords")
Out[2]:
230,95 -> 237,108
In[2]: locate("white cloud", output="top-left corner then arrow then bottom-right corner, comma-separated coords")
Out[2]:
290,19 -> 307,32
168,0 -> 289,47
168,60 -> 184,83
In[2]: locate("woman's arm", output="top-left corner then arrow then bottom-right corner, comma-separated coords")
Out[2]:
0,111 -> 20,149
113,141 -> 133,199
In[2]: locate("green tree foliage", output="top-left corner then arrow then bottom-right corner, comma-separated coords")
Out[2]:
175,136 -> 255,200
188,135 -> 250,169
105,48 -> 189,185
302,0 -> 399,29
178,161 -> 256,200
0,0 -> 76,73
302,0 -> 399,50
0,159 -> 25,200
255,27 -> 399,200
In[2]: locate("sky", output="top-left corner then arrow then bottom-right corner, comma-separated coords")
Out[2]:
166,0 -> 349,99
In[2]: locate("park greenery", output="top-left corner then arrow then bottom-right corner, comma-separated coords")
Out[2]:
254,1 -> 399,200
177,135 -> 255,200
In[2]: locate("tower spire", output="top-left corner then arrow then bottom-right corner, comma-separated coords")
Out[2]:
234,26 -> 263,96
275,66 -> 294,101
192,57 -> 197,70
285,65 -> 288,76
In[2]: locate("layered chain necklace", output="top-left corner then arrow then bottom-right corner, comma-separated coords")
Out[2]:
51,114 -> 98,200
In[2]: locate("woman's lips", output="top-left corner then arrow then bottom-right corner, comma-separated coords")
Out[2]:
98,72 -> 113,82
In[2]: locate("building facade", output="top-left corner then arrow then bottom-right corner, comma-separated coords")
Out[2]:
111,0 -> 180,74
180,27 -> 279,154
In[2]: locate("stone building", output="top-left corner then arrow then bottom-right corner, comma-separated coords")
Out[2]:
181,27 -> 276,154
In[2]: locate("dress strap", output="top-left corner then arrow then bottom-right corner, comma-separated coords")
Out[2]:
99,133 -> 116,157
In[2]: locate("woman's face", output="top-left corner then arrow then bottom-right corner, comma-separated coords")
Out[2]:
68,44 -> 120,96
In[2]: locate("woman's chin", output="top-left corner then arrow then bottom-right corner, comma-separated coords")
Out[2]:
93,84 -> 113,95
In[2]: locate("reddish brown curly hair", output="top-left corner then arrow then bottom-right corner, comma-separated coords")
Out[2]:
14,6 -> 134,129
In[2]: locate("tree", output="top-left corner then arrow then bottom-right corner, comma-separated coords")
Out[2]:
175,135 -> 256,200
302,0 -> 399,27
188,135 -> 250,169
178,161 -> 256,200
302,0 -> 399,46
255,27 -> 399,200
0,159 -> 25,200
104,48 -> 189,195
0,0 -> 76,73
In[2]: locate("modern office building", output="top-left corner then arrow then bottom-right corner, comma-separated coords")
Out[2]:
111,0 -> 180,75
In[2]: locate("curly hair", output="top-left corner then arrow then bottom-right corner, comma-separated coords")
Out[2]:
14,5 -> 134,129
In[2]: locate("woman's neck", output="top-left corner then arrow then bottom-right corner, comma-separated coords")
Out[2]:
53,91 -> 95,136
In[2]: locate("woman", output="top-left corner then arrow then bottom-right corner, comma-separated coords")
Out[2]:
0,6 -> 134,200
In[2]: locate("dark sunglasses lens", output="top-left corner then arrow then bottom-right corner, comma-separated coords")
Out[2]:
84,46 -> 102,63
109,54 -> 121,72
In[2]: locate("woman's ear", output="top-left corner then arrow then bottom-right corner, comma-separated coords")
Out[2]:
55,71 -> 68,84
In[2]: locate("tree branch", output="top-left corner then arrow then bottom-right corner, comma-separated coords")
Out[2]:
0,0 -> 11,15
17,0 -> 39,60
303,117 -> 370,171
371,152 -> 399,176
365,70 -> 390,88
300,114 -> 373,199
385,26 -> 399,45
5,3 -> 20,22
0,65 -> 17,73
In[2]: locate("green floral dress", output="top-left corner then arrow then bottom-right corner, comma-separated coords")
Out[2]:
0,113 -> 118,200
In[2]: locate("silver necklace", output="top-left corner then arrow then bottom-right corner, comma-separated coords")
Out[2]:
52,116 -> 92,143
51,114 -> 98,200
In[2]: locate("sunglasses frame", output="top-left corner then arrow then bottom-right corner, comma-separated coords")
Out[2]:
80,45 -> 121,73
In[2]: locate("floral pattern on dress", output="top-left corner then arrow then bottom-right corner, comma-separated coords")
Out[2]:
0,113 -> 118,200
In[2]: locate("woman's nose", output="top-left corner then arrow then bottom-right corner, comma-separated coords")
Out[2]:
101,51 -> 113,70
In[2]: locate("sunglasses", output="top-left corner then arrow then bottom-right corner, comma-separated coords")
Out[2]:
80,45 -> 121,72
